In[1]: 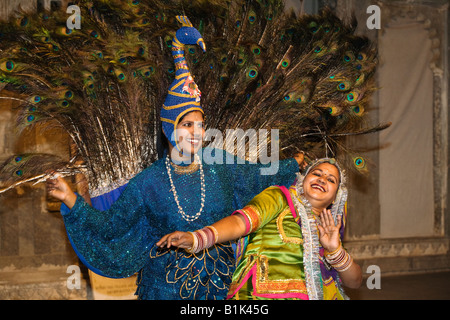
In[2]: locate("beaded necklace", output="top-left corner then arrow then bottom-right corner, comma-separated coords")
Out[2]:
165,154 -> 205,222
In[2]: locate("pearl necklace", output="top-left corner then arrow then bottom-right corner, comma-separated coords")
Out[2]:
165,154 -> 205,222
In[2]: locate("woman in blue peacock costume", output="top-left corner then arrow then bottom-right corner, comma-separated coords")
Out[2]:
0,0 -> 389,300
47,15 -> 300,300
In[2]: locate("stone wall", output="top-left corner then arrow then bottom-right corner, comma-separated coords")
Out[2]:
0,89 -> 90,299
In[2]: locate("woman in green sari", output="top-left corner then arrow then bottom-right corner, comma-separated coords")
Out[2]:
157,158 -> 362,300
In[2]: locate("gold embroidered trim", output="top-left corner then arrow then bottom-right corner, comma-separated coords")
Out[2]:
276,208 -> 303,245
256,255 -> 307,294
228,254 -> 308,298
228,256 -> 257,295
257,279 -> 308,294
259,255 -> 269,282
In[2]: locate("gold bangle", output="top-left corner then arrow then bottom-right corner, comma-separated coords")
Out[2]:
334,255 -> 353,272
206,225 -> 219,243
185,231 -> 197,254
324,242 -> 342,257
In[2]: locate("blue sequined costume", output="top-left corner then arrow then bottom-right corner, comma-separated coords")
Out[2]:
62,147 -> 298,300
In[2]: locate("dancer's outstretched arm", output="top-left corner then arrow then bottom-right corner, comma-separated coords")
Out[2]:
156,214 -> 247,249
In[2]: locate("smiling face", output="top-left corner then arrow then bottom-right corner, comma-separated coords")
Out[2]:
302,162 -> 340,210
175,111 -> 205,156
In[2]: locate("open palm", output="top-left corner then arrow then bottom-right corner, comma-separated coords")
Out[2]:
317,209 -> 342,253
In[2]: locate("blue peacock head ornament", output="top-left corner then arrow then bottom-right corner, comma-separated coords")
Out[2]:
161,16 -> 206,152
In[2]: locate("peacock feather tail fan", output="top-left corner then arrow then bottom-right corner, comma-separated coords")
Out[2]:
170,2 -> 388,173
0,0 -> 166,195
0,0 -> 389,195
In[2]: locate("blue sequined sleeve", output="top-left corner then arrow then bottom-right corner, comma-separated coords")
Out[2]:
62,171 -> 154,278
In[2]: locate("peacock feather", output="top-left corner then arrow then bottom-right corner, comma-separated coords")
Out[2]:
0,0 -> 389,195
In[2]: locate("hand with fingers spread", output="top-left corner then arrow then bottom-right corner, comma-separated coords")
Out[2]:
317,208 -> 342,253
156,231 -> 193,250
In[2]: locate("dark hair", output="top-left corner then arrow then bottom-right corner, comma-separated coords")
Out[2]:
179,110 -> 204,124
157,127 -> 169,157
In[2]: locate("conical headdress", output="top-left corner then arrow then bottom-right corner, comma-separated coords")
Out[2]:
161,16 -> 206,151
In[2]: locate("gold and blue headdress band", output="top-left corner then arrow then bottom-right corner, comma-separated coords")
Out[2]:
161,16 -> 206,152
